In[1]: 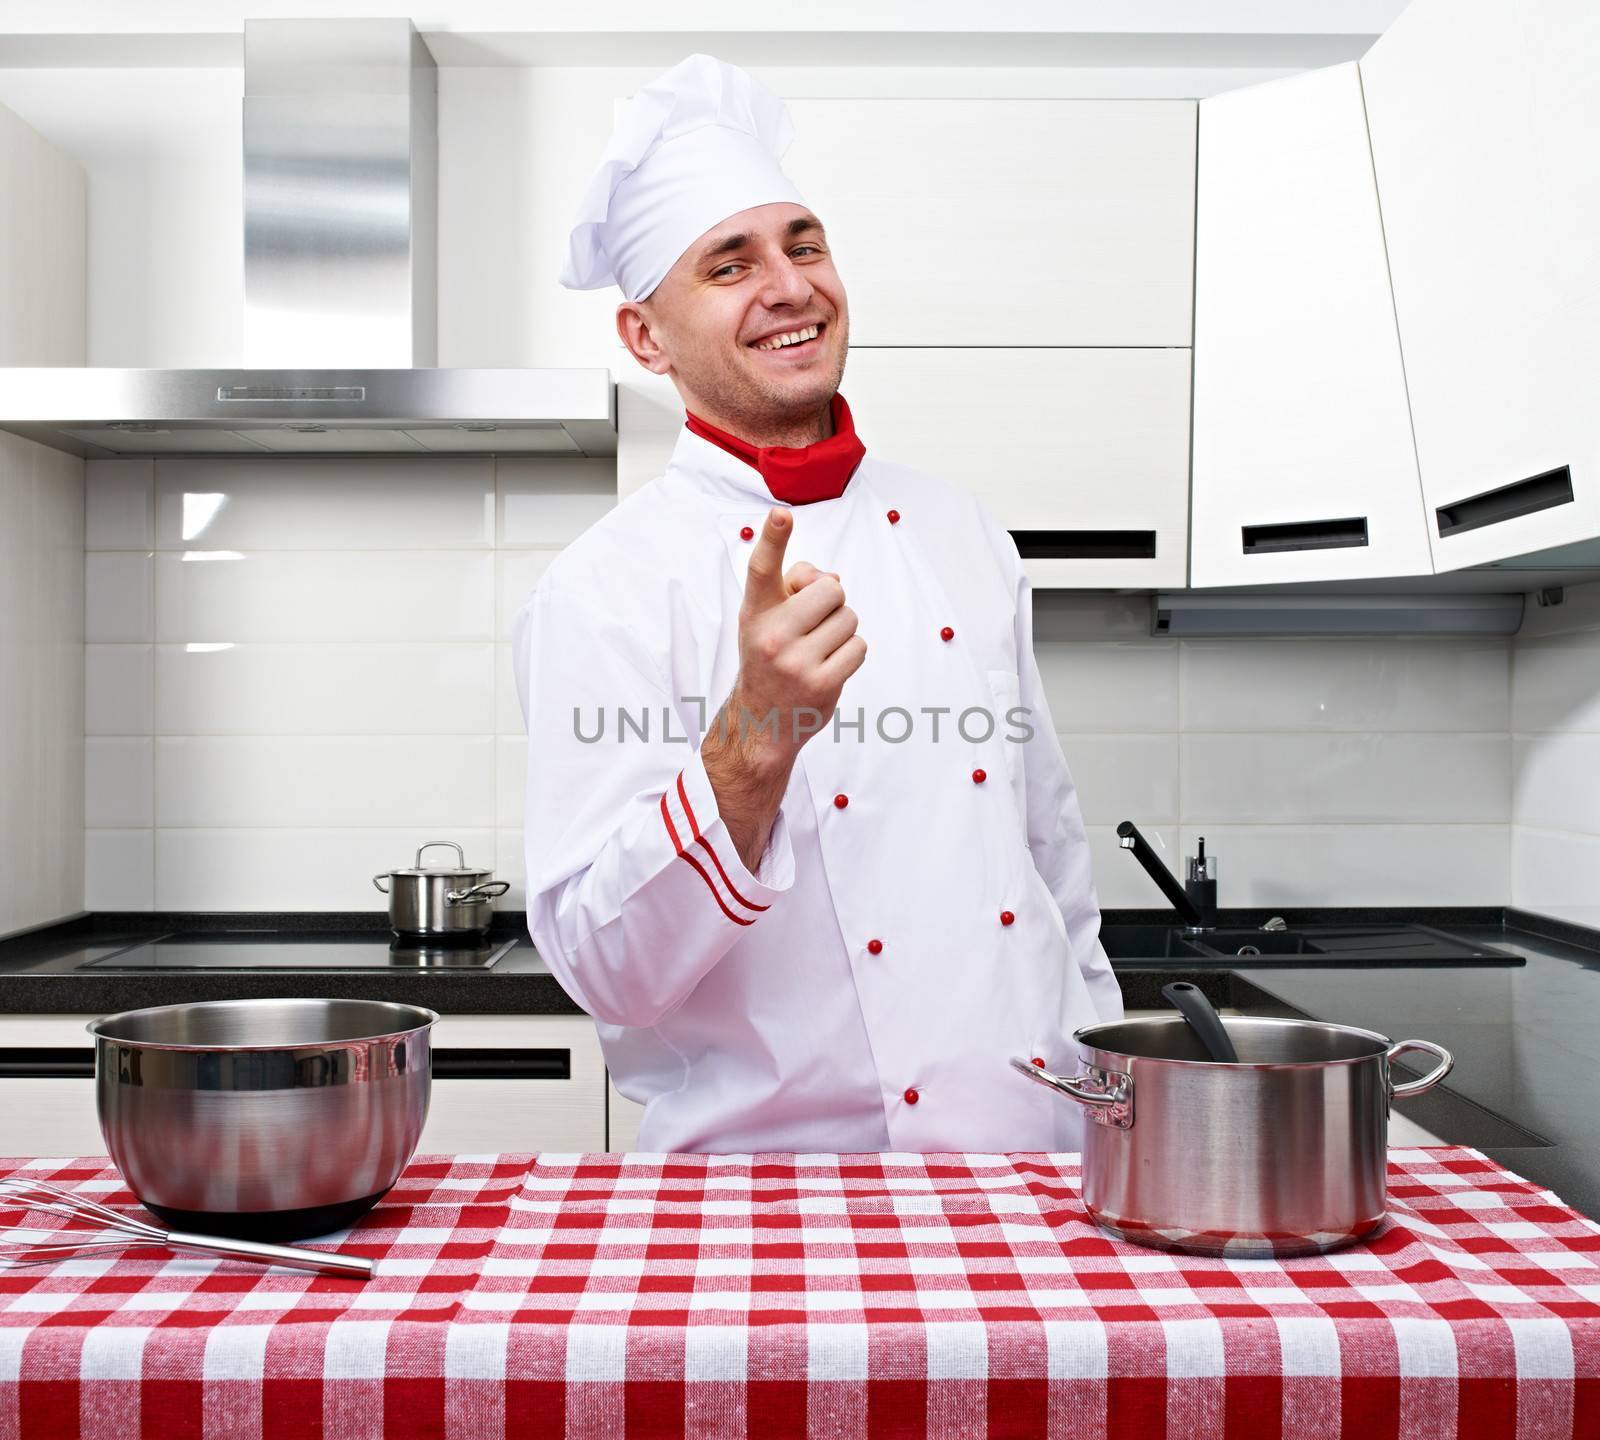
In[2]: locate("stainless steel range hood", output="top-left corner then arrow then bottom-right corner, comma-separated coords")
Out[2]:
0,18 -> 615,459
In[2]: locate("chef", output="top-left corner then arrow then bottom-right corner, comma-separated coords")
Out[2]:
513,54 -> 1123,1154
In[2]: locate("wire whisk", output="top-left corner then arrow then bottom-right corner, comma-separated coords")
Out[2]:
0,1178 -> 373,1279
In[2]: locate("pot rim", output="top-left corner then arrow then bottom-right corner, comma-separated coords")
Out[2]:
87,997 -> 441,1053
1073,1013 -> 1397,1070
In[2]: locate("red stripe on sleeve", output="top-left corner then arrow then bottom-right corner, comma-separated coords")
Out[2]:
678,771 -> 770,913
660,790 -> 754,927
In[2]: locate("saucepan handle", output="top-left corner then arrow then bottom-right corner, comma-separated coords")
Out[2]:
446,881 -> 510,904
372,874 -> 390,894
1010,1055 -> 1133,1129
1386,1039 -> 1454,1098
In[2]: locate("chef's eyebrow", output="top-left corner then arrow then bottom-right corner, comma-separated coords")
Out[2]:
698,214 -> 826,265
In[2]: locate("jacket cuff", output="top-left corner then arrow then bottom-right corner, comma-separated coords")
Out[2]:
658,746 -> 795,924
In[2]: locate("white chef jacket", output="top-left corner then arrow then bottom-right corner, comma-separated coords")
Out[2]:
511,422 -> 1123,1154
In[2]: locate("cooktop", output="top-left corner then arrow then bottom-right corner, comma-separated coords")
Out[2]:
77,933 -> 519,971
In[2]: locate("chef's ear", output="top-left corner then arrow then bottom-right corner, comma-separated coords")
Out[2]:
616,301 -> 671,375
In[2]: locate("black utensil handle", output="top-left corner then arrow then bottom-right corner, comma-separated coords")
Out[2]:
1161,981 -> 1240,1064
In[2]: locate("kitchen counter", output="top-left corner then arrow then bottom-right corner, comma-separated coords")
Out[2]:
4,909 -> 1600,1220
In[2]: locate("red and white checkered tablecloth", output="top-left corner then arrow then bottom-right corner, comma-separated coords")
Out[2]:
0,1148 -> 1597,1439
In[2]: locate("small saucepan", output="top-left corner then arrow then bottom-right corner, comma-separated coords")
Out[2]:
373,841 -> 509,941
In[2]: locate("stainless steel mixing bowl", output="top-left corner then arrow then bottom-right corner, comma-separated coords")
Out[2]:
89,998 -> 437,1242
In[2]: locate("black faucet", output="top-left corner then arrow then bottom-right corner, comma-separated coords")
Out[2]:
1116,820 -> 1214,930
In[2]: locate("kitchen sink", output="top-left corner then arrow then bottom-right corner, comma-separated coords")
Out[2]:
1184,929 -> 1321,957
1100,922 -> 1521,966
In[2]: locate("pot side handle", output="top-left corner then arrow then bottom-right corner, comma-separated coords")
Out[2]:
1010,1055 -> 1133,1128
1387,1039 -> 1454,1098
372,874 -> 390,894
446,881 -> 511,904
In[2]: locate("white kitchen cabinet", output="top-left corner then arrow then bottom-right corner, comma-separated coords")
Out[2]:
1191,63 -> 1432,588
846,348 -> 1192,588
618,351 -> 1191,588
1361,0 -> 1600,569
782,99 -> 1196,348
0,1012 -> 608,1159
420,1014 -> 606,1154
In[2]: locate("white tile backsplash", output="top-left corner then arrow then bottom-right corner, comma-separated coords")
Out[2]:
1512,733 -> 1600,835
153,643 -> 495,736
85,738 -> 153,827
154,457 -> 495,550
1176,825 -> 1509,908
154,550 -> 496,643
1181,733 -> 1510,825
154,736 -> 496,829
85,552 -> 152,642
85,828 -> 154,910
82,452 -> 1595,923
155,828 -> 498,910
498,457 -> 618,546
1056,734 -> 1180,826
84,459 -> 154,549
1180,638 -> 1510,732
1511,632 -> 1600,734
1513,826 -> 1600,931
496,549 -> 559,628
85,645 -> 153,735
1035,643 -> 1178,732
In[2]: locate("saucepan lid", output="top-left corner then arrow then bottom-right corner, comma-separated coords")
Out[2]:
383,841 -> 492,879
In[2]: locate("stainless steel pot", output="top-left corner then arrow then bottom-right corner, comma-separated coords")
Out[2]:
89,998 -> 437,1242
373,840 -> 509,940
1014,1014 -> 1453,1257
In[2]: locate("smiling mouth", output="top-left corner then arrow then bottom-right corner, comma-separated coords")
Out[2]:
750,322 -> 824,355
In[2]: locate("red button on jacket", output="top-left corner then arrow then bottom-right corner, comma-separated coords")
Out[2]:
739,525 -> 754,541
972,768 -> 986,784
1000,910 -> 1016,927
866,938 -> 883,955
940,626 -> 955,642
904,1087 -> 919,1105
887,509 -> 901,525
833,793 -> 849,809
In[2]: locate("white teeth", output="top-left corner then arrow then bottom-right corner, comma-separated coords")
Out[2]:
754,324 -> 820,351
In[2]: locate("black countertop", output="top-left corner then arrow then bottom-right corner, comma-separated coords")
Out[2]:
3,909 -> 1598,1218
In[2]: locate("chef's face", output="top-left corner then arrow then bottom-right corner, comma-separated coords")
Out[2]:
617,203 -> 849,436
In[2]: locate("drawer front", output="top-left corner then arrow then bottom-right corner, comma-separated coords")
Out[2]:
0,1013 -> 609,1159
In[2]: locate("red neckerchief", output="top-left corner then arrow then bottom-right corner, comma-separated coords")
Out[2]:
684,392 -> 865,505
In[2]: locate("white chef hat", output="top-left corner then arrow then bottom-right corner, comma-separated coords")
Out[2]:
559,54 -> 808,302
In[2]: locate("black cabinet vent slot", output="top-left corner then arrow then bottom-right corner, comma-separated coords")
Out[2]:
1241,515 -> 1369,555
431,1048 -> 570,1080
1436,466 -> 1574,538
1009,530 -> 1157,560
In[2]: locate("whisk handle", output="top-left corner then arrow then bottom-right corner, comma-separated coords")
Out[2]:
167,1232 -> 374,1279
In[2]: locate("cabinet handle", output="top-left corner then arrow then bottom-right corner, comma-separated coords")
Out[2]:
0,1048 -> 95,1079
1009,530 -> 1156,560
1436,466 -> 1574,539
1241,515 -> 1369,555
431,1048 -> 570,1080
0,1050 -> 575,1081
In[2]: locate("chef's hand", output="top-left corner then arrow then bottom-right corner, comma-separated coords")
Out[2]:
699,507 -> 866,873
731,506 -> 866,764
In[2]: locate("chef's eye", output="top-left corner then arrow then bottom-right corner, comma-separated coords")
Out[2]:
711,262 -> 745,279
791,244 -> 822,258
